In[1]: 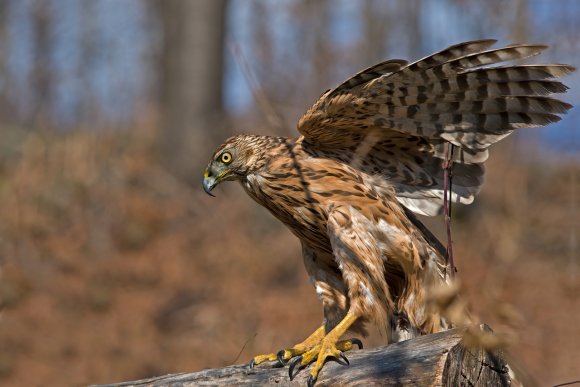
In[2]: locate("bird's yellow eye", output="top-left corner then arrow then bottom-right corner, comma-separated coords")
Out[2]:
220,152 -> 232,164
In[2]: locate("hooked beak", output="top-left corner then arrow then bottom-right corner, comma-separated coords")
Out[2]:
202,168 -> 217,197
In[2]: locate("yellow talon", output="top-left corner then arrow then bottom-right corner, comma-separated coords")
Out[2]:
278,324 -> 326,363
288,313 -> 360,384
335,338 -> 362,352
251,314 -> 361,387
249,352 -> 278,368
307,339 -> 344,381
249,324 -> 326,367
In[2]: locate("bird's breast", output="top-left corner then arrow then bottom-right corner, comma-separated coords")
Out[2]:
243,172 -> 332,251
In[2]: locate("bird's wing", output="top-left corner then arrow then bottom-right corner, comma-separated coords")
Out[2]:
298,39 -> 574,215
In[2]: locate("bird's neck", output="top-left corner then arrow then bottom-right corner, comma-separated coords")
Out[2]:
241,136 -> 302,202
246,135 -> 297,173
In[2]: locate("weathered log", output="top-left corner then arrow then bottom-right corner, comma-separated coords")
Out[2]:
94,326 -> 514,386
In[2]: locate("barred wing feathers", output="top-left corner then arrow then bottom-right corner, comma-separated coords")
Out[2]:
298,40 -> 574,215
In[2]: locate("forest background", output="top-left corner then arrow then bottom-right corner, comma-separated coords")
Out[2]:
0,1 -> 578,386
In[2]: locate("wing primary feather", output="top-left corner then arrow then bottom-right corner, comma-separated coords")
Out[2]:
295,40 -> 573,216
386,44 -> 549,87
391,39 -> 498,80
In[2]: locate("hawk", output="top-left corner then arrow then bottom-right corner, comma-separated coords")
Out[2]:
202,40 -> 573,385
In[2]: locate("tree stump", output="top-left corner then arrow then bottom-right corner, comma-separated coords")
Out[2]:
94,326 -> 515,386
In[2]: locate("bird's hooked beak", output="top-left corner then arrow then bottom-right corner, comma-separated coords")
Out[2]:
202,165 -> 218,197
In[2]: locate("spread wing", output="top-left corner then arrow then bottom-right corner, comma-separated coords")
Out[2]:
298,39 -> 574,215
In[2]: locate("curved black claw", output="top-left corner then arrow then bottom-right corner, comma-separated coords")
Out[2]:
350,338 -> 363,349
248,358 -> 256,369
276,350 -> 288,366
288,356 -> 304,380
334,353 -> 350,366
307,374 -> 316,387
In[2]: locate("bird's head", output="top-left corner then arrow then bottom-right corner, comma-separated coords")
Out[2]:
202,134 -> 274,196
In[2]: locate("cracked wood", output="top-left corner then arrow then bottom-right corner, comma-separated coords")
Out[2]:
94,326 -> 514,386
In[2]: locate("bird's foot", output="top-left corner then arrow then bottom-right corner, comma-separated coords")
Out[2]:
249,314 -> 361,386
248,352 -> 280,368
249,325 -> 327,368
247,345 -> 320,369
288,338 -> 362,385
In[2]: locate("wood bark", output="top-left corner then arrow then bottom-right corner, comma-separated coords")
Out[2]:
94,326 -> 514,386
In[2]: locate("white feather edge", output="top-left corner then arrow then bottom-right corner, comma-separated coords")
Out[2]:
396,190 -> 475,217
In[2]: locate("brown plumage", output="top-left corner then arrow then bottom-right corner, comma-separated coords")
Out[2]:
202,40 -> 573,384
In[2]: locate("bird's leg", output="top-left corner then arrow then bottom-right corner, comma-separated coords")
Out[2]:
289,312 -> 360,385
249,325 -> 326,367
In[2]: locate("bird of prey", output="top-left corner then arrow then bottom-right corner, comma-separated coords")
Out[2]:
202,39 -> 573,385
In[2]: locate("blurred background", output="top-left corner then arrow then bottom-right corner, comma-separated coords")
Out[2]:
0,0 -> 578,386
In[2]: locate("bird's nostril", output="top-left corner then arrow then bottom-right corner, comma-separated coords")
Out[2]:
204,168 -> 213,178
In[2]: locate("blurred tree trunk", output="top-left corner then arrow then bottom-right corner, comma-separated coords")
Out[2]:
158,0 -> 228,180
405,0 -> 423,59
362,0 -> 390,65
0,1 -> 10,123
511,0 -> 528,43
79,0 -> 97,126
31,0 -> 53,129
311,0 -> 332,94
